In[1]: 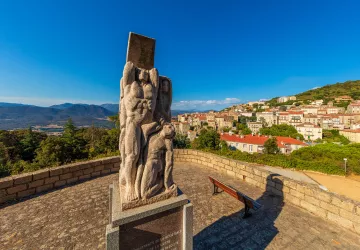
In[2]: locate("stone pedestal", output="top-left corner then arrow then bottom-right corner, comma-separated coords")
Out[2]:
106,183 -> 193,250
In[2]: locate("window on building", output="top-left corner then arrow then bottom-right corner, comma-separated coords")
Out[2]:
249,145 -> 253,152
243,144 -> 247,149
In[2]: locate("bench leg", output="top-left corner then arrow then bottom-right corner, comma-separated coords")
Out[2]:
243,202 -> 252,219
213,184 -> 220,195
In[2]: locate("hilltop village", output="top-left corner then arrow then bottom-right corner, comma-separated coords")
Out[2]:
172,95 -> 360,154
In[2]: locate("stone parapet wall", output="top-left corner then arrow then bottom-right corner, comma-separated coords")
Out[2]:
174,149 -> 360,235
0,156 -> 120,205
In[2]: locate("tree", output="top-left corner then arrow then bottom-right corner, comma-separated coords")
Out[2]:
191,129 -> 220,150
35,136 -> 67,167
108,114 -> 120,129
20,127 -> 45,162
62,119 -> 87,162
260,124 -> 304,140
173,134 -> 190,149
264,137 -> 280,154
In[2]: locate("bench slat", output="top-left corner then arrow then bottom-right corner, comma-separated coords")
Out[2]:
209,176 -> 261,210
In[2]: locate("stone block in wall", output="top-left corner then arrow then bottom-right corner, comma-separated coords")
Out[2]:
221,158 -> 230,165
111,157 -> 120,163
49,167 -> 63,176
68,164 -> 82,173
296,184 -> 305,194
339,209 -> 360,224
44,176 -> 59,184
94,165 -> 105,172
313,206 -> 328,219
36,184 -> 53,193
83,167 -> 94,175
230,161 -> 236,168
0,177 -> 13,189
29,179 -> 45,189
91,171 -> 101,177
245,166 -> 254,174
283,179 -> 297,190
79,174 -> 91,181
73,170 -> 83,177
113,162 -> 120,168
13,173 -> 32,185
18,188 -> 35,198
54,180 -> 67,188
60,173 -> 73,180
0,194 -> 16,203
315,191 -> 332,203
7,184 -> 27,194
80,163 -> 92,170
67,177 -> 79,184
285,194 -> 300,206
305,195 -> 320,206
320,201 -> 339,215
300,200 -> 317,213
111,168 -> 118,173
327,212 -> 353,230
224,164 -> 233,171
0,189 -> 7,197
253,168 -> 263,177
236,163 -> 246,170
32,170 -> 49,181
332,196 -> 355,212
354,223 -> 360,234
290,189 -> 305,200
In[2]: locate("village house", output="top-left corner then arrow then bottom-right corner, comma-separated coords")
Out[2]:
277,112 -> 289,125
303,114 -> 321,125
256,112 -> 278,127
301,106 -> 319,115
246,122 -> 263,134
335,95 -> 353,102
220,133 -> 307,155
179,122 -> 190,135
295,123 -> 323,141
310,100 -> 324,106
347,101 -> 360,114
340,129 -> 360,143
288,111 -> 304,126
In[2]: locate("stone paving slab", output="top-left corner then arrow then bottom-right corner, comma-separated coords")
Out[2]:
0,162 -> 360,249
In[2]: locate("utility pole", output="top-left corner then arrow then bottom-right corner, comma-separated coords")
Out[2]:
344,158 -> 347,176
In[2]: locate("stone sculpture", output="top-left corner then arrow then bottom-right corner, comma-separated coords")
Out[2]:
119,36 -> 177,208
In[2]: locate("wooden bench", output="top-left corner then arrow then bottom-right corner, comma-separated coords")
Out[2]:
209,176 -> 262,218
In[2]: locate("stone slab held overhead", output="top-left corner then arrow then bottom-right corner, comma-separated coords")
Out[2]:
126,32 -> 156,70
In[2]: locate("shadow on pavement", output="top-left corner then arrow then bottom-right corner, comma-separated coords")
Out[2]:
194,174 -> 284,250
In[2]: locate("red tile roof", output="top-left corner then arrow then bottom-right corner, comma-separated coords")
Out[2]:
220,133 -> 307,148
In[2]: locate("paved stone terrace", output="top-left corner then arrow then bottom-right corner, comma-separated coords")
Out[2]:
1,162 -> 360,249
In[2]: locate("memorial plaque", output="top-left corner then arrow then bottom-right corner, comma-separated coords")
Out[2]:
120,207 -> 183,250
126,32 -> 156,70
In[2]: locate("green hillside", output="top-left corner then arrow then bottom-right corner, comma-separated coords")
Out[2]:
296,80 -> 360,101
266,80 -> 360,106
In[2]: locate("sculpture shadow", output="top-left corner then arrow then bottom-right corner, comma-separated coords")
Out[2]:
194,174 -> 284,250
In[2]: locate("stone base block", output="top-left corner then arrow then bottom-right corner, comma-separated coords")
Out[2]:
120,184 -> 178,211
106,182 -> 193,250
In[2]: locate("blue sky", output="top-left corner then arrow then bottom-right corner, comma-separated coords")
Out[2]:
0,1 -> 360,110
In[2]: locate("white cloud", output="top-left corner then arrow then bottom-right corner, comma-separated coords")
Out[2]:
172,97 -> 241,110
0,96 -> 112,107
312,86 -> 320,90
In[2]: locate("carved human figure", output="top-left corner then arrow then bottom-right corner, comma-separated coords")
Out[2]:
120,61 -> 156,202
140,123 -> 176,199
